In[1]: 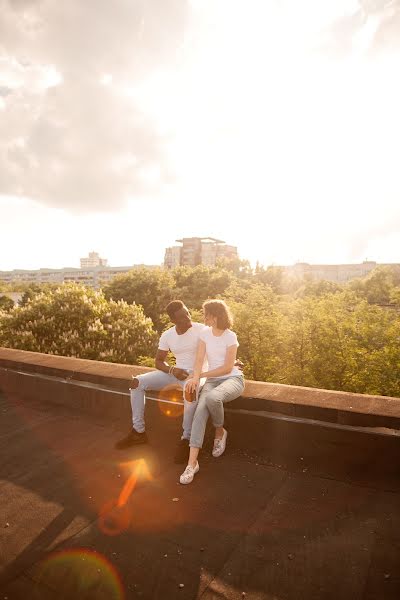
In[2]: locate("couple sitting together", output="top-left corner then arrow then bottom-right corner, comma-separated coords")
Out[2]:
115,299 -> 245,485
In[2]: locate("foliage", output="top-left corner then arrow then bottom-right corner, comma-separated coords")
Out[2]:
0,295 -> 15,312
103,267 -> 174,333
348,266 -> 395,304
18,283 -> 59,306
171,265 -> 235,309
294,279 -> 342,298
215,257 -> 253,279
277,291 -> 399,395
253,265 -> 285,294
0,283 -> 157,364
225,284 -> 283,382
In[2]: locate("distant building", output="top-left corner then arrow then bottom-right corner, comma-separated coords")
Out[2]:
80,251 -> 108,268
164,237 -> 238,268
0,264 -> 156,289
281,261 -> 384,283
164,246 -> 182,269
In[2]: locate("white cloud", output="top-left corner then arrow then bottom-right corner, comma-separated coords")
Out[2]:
0,0 -> 188,212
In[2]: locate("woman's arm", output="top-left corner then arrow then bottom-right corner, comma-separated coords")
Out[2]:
201,344 -> 238,378
193,340 -> 206,379
186,340 -> 206,392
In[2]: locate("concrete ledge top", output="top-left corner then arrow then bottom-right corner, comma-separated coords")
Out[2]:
1,346 -> 400,419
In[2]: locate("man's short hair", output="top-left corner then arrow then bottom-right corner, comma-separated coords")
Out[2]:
165,300 -> 185,319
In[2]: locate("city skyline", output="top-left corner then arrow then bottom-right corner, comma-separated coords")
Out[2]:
1,247 -> 398,273
0,256 -> 397,290
1,2 -> 400,271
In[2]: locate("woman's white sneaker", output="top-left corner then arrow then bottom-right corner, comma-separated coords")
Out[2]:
212,429 -> 228,457
180,462 -> 199,485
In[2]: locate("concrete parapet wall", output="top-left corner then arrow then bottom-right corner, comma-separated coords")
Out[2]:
0,347 -> 400,431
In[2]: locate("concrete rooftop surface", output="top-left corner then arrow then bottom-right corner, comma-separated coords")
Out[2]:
0,351 -> 400,599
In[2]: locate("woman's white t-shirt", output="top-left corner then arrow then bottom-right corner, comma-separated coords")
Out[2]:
200,327 -> 241,379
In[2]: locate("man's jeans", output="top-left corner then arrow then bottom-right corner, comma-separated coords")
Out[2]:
189,375 -> 245,448
130,370 -> 201,440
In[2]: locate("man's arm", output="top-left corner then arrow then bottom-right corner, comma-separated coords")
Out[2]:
155,349 -> 189,381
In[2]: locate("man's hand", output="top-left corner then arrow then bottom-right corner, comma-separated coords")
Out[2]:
172,367 -> 189,381
234,359 -> 244,372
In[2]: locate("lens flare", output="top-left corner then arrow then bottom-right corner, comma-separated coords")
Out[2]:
98,459 -> 153,536
35,548 -> 125,600
157,385 -> 184,419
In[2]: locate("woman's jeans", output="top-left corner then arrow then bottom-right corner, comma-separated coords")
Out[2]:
130,370 -> 202,440
190,375 -> 245,449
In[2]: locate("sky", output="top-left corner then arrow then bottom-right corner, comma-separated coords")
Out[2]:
1,0 -> 399,270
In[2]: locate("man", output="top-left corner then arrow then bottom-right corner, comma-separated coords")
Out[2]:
115,300 -> 207,463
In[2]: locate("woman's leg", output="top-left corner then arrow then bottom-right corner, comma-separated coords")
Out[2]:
205,376 -> 245,432
188,383 -> 214,461
205,376 -> 245,456
180,384 -> 214,484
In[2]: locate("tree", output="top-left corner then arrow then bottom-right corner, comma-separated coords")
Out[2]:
225,284 -> 283,382
103,268 -> 175,333
348,266 -> 394,304
253,266 -> 285,294
389,287 -> 400,307
0,295 -> 14,312
215,257 -> 253,279
172,265 -> 235,309
0,283 -> 157,364
18,283 -> 59,306
295,279 -> 343,298
280,291 -> 399,395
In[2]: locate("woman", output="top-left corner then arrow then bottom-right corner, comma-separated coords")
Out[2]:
180,299 -> 245,484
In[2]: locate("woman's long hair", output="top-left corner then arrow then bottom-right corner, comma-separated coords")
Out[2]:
203,299 -> 233,330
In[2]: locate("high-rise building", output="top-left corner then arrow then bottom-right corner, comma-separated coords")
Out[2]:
164,237 -> 238,268
164,246 -> 182,269
80,251 -> 108,268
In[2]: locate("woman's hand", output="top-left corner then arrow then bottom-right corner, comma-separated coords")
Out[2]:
186,377 -> 199,393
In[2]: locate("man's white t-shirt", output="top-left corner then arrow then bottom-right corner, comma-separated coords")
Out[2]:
158,322 -> 207,371
199,327 -> 241,379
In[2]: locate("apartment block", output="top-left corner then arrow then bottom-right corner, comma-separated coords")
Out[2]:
164,246 -> 182,269
0,265 -> 155,289
80,251 -> 108,268
164,237 -> 238,268
282,261 -> 379,283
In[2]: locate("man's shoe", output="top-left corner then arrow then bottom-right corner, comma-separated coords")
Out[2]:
180,462 -> 199,485
174,438 -> 189,464
212,429 -> 228,457
115,429 -> 148,449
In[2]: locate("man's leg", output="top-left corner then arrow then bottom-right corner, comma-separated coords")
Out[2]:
115,370 -> 178,449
